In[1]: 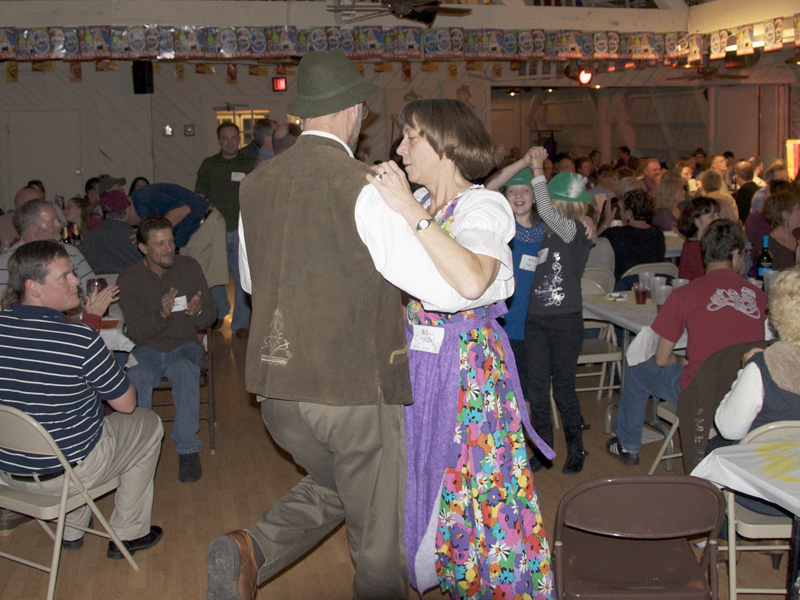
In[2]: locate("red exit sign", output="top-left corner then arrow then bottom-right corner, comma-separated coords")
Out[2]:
272,77 -> 287,92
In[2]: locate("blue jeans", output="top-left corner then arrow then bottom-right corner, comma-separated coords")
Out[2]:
210,285 -> 229,321
613,356 -> 683,453
226,229 -> 251,331
127,341 -> 203,455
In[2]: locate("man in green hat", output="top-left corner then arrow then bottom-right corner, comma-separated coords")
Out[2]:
206,49 -> 412,600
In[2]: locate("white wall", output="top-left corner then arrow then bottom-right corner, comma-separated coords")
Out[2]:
1,58 -> 498,209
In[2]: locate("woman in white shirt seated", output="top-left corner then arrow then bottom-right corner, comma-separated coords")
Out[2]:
714,264 -> 800,516
362,99 -> 555,599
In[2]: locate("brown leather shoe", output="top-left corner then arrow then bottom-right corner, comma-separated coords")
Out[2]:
207,530 -> 259,600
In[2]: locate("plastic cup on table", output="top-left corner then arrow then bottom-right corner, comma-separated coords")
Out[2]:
632,282 -> 648,305
649,276 -> 666,299
638,272 -> 654,290
653,284 -> 672,312
671,278 -> 689,290
747,277 -> 764,290
764,270 -> 780,295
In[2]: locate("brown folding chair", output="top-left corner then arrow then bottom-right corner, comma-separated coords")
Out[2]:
150,330 -> 216,453
555,475 -> 725,600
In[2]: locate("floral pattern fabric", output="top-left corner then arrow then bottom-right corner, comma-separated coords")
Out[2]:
407,189 -> 554,599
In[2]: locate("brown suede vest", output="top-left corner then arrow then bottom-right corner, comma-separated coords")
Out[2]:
240,134 -> 412,406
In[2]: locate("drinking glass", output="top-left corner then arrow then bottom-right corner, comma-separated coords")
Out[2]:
86,277 -> 107,296
633,282 -> 647,305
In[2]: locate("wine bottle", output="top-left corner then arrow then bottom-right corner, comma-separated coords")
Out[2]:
757,235 -> 773,280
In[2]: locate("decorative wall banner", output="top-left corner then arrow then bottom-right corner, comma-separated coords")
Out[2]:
6,60 -> 17,82
69,60 -> 81,82
688,33 -> 703,62
709,29 -> 728,60
763,18 -> 783,52
248,64 -> 270,76
0,17 -> 797,64
736,24 -> 754,55
664,32 -> 689,59
796,13 -> 800,47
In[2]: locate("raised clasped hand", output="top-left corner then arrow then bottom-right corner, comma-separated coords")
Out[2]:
529,146 -> 548,168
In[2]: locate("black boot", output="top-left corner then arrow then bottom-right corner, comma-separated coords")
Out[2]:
562,428 -> 587,475
528,428 -> 554,473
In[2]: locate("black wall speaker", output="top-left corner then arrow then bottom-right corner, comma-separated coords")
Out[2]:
132,60 -> 154,95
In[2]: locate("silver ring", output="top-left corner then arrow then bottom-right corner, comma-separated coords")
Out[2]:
375,171 -> 387,181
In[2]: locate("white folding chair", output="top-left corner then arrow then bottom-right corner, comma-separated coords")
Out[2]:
620,261 -> 679,281
582,266 -> 615,293
724,420 -> 800,599
0,405 -> 139,600
578,278 -> 623,401
549,279 -> 623,430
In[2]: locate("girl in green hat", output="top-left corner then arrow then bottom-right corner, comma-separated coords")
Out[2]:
485,148 -> 546,406
525,147 -> 594,474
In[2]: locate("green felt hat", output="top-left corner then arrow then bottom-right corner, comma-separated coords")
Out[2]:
506,167 -> 534,188
547,171 -> 593,203
287,49 -> 379,119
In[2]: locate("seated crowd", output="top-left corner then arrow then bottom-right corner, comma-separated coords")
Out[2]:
0,118 -> 301,563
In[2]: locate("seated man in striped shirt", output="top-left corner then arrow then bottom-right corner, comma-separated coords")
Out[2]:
0,240 -> 164,558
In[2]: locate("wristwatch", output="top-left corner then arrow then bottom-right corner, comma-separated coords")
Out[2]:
415,218 -> 435,233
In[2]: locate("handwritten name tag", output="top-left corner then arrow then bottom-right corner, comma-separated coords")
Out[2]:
519,254 -> 539,272
410,324 -> 445,354
172,295 -> 188,312
231,172 -> 245,182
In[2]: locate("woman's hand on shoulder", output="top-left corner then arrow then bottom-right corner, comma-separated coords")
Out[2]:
367,161 -> 420,221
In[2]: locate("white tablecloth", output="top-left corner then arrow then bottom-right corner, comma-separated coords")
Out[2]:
692,436 -> 800,517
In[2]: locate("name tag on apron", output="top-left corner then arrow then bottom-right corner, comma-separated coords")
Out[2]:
410,324 -> 445,354
231,172 -> 245,182
519,254 -> 539,272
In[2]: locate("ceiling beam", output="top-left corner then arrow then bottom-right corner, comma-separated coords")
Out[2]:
0,0 -> 687,32
0,0 -> 794,37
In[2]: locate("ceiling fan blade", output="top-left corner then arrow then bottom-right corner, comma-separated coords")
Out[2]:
415,5 -> 472,14
328,5 -> 391,11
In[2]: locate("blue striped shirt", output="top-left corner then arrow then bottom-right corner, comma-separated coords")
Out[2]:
0,303 -> 129,474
